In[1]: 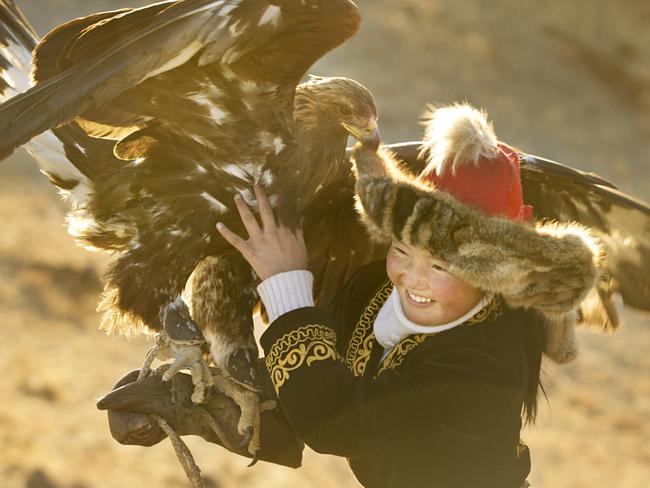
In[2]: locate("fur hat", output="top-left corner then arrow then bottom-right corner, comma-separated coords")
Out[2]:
418,104 -> 533,221
351,103 -> 603,363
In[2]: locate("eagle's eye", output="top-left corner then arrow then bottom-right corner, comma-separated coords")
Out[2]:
337,105 -> 353,117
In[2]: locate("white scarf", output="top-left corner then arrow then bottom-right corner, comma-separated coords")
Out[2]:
373,288 -> 492,353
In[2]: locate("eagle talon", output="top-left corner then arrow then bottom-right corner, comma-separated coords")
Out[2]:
138,328 -> 213,404
138,297 -> 215,404
161,338 -> 213,404
209,368 -> 263,456
138,333 -> 165,381
237,426 -> 254,451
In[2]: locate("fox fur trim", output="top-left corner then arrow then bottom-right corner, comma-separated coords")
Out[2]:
351,143 -> 603,362
539,310 -> 579,363
419,103 -> 498,175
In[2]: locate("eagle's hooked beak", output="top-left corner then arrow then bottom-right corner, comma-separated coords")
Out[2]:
342,117 -> 380,148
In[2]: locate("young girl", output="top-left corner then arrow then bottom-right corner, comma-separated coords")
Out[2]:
104,103 -> 600,487
212,104 -> 601,487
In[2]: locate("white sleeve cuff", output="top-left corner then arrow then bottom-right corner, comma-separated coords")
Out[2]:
256,270 -> 315,323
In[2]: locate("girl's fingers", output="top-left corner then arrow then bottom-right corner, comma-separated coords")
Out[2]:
254,185 -> 276,230
233,193 -> 261,238
216,222 -> 249,254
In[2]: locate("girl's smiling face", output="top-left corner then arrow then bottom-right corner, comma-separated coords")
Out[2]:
386,239 -> 484,326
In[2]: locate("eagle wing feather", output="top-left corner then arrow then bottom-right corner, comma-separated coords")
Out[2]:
0,0 -> 365,339
0,0 -> 360,159
520,152 -> 650,328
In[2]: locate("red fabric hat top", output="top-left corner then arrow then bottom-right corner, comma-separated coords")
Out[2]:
420,142 -> 533,221
418,104 -> 532,221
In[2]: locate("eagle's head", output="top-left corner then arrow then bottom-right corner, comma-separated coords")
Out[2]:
295,76 -> 379,146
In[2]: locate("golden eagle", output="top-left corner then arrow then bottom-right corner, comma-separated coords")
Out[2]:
2,0 -> 650,458
0,0 -> 378,454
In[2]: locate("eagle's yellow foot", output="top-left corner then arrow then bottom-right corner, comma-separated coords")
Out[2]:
139,297 -> 213,403
210,368 -> 276,456
138,331 -> 214,403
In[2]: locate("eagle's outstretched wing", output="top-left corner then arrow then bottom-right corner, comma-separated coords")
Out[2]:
0,0 -> 360,160
0,0 -> 368,340
1,0 -> 370,440
1,0 -> 118,186
519,152 -> 650,329
311,142 -> 650,330
0,0 -> 35,54
0,0 -> 363,264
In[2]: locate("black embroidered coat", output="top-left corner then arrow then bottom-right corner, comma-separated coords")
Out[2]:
256,260 -> 539,488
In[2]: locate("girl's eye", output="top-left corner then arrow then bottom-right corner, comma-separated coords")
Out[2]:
431,263 -> 446,271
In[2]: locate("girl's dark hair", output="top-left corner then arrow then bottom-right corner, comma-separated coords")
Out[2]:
521,313 -> 545,425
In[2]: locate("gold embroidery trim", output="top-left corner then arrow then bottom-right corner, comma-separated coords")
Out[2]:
345,280 -> 393,376
467,295 -> 502,324
265,325 -> 339,393
376,295 -> 503,376
377,334 -> 428,375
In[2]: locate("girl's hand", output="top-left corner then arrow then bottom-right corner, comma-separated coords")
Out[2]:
216,186 -> 308,281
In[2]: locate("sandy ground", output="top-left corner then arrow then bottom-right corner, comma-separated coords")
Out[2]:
1,1 -> 649,487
